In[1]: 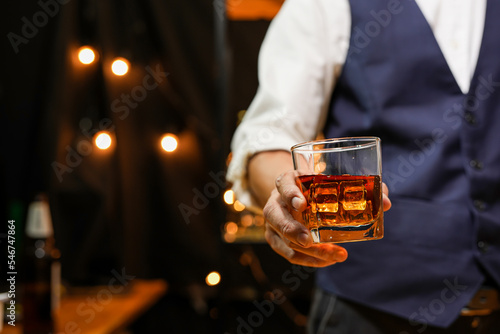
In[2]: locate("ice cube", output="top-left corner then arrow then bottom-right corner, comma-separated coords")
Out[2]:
340,200 -> 373,223
340,180 -> 367,211
311,182 -> 339,213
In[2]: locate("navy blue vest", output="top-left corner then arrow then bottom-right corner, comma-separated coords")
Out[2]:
318,0 -> 500,327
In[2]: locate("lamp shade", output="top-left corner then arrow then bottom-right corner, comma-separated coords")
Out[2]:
25,195 -> 53,239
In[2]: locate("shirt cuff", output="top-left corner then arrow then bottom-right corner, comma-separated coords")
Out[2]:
226,135 -> 299,213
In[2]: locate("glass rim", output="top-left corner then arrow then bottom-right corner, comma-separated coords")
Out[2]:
291,136 -> 380,153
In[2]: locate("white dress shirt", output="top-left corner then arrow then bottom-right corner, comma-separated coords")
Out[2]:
227,0 -> 486,210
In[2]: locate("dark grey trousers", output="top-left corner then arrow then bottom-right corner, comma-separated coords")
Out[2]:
307,289 -> 500,334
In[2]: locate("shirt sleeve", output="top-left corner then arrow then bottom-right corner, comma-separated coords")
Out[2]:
226,0 -> 351,210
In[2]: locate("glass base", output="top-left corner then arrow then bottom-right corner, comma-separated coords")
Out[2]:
311,217 -> 383,243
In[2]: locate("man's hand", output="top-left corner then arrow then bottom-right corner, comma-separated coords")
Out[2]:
263,170 -> 392,267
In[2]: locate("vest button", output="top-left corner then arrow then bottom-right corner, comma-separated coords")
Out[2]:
464,112 -> 477,125
473,200 -> 486,211
469,160 -> 483,170
477,241 -> 489,253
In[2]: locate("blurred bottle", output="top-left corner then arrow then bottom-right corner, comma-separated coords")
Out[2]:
22,194 -> 61,334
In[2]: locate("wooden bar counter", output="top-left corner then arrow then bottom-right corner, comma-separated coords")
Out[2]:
2,279 -> 167,334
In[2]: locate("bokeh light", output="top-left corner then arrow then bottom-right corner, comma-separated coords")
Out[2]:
94,131 -> 112,150
111,58 -> 129,76
78,46 -> 96,65
205,271 -> 221,286
240,214 -> 253,227
225,222 -> 238,235
223,190 -> 235,205
233,200 -> 245,212
161,134 -> 178,152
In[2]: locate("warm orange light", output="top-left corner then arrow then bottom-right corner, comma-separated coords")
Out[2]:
254,215 -> 265,226
94,132 -> 112,150
78,46 -> 96,65
239,252 -> 252,266
315,161 -> 327,174
233,200 -> 245,212
224,233 -> 236,243
205,271 -> 221,286
223,190 -> 235,205
225,222 -> 238,235
241,214 -> 253,227
111,58 -> 129,76
161,134 -> 178,152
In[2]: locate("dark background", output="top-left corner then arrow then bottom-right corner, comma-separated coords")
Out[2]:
1,0 -> 314,333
